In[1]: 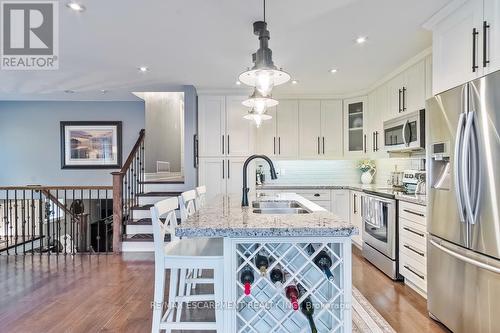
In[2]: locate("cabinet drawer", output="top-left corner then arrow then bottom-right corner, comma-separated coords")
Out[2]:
399,218 -> 427,247
400,235 -> 426,266
294,189 -> 331,201
400,253 -> 427,292
399,201 -> 426,226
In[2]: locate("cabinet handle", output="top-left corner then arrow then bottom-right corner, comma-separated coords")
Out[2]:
402,87 -> 407,111
483,21 -> 490,68
403,265 -> 425,280
372,132 -> 376,152
222,160 -> 225,179
314,193 -> 320,197
278,137 -> 281,155
364,134 -> 367,153
273,137 -> 276,155
375,131 -> 379,151
227,159 -> 230,179
472,28 -> 479,72
398,89 -> 402,113
403,244 -> 425,257
353,194 -> 357,214
227,135 -> 230,155
317,137 -> 320,154
222,135 -> 225,155
403,209 -> 425,218
322,137 -> 325,155
403,226 -> 425,237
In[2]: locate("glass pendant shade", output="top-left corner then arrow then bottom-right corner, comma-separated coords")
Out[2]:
243,109 -> 272,128
242,89 -> 279,114
239,68 -> 290,96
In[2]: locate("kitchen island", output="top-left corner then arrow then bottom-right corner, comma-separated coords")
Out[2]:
176,193 -> 358,333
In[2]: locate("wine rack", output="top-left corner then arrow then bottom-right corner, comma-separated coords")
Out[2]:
231,238 -> 350,333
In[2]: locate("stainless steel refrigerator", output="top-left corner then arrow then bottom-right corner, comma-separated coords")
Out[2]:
427,70 -> 500,333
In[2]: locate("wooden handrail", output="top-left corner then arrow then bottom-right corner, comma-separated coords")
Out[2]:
116,128 -> 145,175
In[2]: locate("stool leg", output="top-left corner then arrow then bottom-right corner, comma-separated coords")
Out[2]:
152,264 -> 166,333
166,268 -> 179,325
176,268 -> 187,323
214,264 -> 224,333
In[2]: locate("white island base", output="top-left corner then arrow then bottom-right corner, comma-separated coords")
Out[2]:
223,237 -> 352,333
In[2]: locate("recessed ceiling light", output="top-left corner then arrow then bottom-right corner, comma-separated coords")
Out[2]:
330,69 -> 338,73
66,2 -> 85,12
138,66 -> 149,73
236,81 -> 241,85
291,80 -> 298,85
356,36 -> 367,44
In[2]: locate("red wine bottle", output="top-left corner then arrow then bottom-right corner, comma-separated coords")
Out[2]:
285,285 -> 299,310
240,266 -> 254,296
270,266 -> 284,288
314,250 -> 335,281
301,297 -> 318,333
255,253 -> 269,276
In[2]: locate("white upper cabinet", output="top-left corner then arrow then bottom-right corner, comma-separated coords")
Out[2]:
343,96 -> 368,157
484,0 -> 500,74
428,0 -> 486,94
321,100 -> 343,159
276,100 -> 299,159
405,60 -> 426,112
387,72 -> 406,118
198,95 -> 254,158
198,96 -> 225,157
298,100 -> 322,159
225,96 -> 255,157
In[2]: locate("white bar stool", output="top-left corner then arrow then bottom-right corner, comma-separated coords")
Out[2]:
150,197 -> 224,333
195,185 -> 207,210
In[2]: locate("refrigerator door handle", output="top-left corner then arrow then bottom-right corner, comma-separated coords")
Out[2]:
430,239 -> 500,274
462,111 -> 477,225
454,112 -> 467,223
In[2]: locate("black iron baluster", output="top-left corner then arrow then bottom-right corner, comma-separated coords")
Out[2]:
6,190 -> 10,254
105,189 -> 109,253
141,142 -> 145,194
71,189 -> 75,254
30,190 -> 35,254
14,190 -> 18,255
22,190 -> 26,255
38,191 -> 43,255
97,188 -> 100,255
56,189 -> 60,255
88,188 -> 92,254
63,190 -> 67,255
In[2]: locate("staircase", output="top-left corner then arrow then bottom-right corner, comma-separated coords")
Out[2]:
122,184 -> 181,252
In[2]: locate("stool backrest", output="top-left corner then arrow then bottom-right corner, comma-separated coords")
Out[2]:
179,190 -> 197,222
150,197 -> 179,258
195,185 -> 207,209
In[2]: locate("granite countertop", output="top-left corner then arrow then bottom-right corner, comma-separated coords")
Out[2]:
175,193 -> 358,238
256,183 -> 427,206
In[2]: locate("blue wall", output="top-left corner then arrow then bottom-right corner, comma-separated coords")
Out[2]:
0,101 -> 145,186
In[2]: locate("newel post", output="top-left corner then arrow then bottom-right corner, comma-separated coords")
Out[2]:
112,172 -> 124,253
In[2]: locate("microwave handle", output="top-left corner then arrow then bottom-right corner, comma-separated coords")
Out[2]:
402,120 -> 409,147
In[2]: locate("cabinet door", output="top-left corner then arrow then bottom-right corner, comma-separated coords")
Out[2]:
349,191 -> 363,247
198,158 -> 226,201
298,100 -> 322,159
256,107 -> 277,156
432,0 -> 484,95
425,55 -> 433,99
226,158 -> 255,196
276,100 -> 299,159
484,0 -> 500,75
387,72 -> 405,118
321,100 -> 343,158
405,60 -> 426,112
198,96 -> 225,157
374,84 -> 389,157
343,96 -> 367,157
225,96 -> 255,157
366,91 -> 377,157
331,190 -> 350,221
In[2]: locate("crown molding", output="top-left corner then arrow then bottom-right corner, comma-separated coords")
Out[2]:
422,0 -> 467,30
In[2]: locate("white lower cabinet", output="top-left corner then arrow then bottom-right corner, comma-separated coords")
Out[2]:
398,201 -> 428,297
198,157 -> 255,201
349,190 -> 363,248
331,190 -> 349,221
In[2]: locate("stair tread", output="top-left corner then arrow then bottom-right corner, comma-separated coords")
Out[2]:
123,234 -> 170,242
139,180 -> 184,184
125,217 -> 181,225
131,204 -> 153,210
137,192 -> 181,197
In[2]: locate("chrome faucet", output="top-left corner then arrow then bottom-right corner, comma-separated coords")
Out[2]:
242,155 -> 278,206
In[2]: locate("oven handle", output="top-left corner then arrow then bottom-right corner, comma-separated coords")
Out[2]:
363,218 -> 381,229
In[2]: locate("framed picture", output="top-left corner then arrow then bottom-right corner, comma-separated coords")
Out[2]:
60,121 -> 122,169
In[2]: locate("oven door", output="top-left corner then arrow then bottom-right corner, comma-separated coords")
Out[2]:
362,195 -> 396,259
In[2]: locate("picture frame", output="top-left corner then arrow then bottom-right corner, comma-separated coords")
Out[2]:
60,121 -> 122,169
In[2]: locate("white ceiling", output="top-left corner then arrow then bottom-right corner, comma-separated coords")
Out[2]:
0,0 -> 450,101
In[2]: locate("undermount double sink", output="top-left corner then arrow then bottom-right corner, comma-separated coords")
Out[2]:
251,200 -> 311,214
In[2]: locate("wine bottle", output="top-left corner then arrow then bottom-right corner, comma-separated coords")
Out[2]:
285,285 -> 299,310
255,253 -> 269,276
240,266 -> 254,296
270,266 -> 284,288
301,297 -> 318,333
314,250 -> 335,281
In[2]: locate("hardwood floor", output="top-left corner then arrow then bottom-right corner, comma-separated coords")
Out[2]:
0,249 -> 450,333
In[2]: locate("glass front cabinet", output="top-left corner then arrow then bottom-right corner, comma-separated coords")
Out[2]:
343,96 -> 368,157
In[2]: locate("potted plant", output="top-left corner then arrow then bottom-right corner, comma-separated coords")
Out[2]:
357,160 -> 376,184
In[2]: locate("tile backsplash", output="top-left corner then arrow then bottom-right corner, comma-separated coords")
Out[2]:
259,158 -> 425,186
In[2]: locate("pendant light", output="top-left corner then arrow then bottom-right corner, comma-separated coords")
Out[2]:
243,108 -> 272,128
239,0 -> 291,96
242,88 -> 279,114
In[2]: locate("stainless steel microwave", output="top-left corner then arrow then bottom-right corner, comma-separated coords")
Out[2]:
383,109 -> 425,153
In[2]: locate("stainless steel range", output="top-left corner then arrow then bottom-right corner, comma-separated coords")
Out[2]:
361,192 -> 399,280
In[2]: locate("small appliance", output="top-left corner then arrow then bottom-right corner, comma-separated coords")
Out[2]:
383,109 -> 425,153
